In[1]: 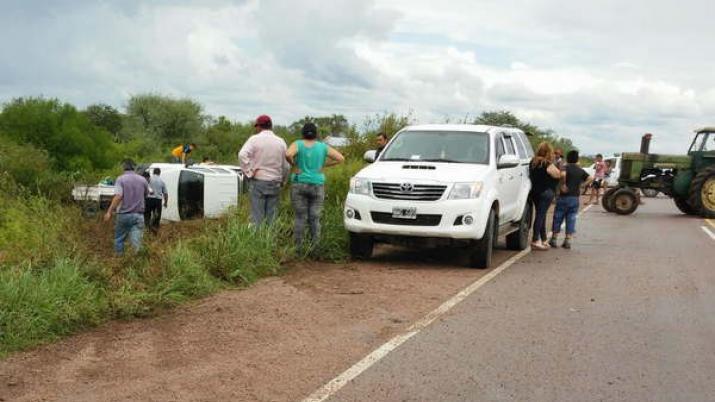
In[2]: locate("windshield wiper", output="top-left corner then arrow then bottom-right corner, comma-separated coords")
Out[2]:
419,158 -> 467,163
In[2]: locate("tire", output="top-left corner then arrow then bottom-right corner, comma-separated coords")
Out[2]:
470,209 -> 495,269
642,188 -> 659,198
688,166 -> 715,218
602,187 -> 618,212
506,203 -> 531,251
612,188 -> 639,215
349,233 -> 374,259
673,197 -> 695,215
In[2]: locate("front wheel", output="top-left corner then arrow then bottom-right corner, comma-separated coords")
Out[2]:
469,209 -> 495,269
506,203 -> 532,251
602,187 -> 618,212
613,188 -> 639,215
349,233 -> 374,259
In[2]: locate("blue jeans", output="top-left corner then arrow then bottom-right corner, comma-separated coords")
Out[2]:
532,189 -> 554,241
291,183 -> 325,246
115,213 -> 144,255
250,179 -> 282,226
552,196 -> 579,235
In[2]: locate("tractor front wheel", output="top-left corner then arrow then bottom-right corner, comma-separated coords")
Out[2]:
602,187 -> 618,213
688,166 -> 715,218
613,188 -> 639,215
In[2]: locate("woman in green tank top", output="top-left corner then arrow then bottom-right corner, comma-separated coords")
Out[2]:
286,123 -> 345,247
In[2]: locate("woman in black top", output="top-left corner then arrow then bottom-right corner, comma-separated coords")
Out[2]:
529,143 -> 562,250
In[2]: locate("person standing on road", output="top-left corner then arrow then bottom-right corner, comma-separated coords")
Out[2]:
374,132 -> 389,160
104,159 -> 150,255
529,143 -> 562,250
549,150 -> 593,249
286,122 -> 345,248
239,114 -> 289,226
145,168 -> 168,233
588,153 -> 606,205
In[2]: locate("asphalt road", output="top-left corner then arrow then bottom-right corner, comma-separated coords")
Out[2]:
326,198 -> 715,402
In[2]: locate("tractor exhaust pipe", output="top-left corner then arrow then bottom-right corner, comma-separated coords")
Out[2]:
640,133 -> 653,154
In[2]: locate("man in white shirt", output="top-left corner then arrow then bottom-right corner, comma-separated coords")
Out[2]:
238,114 -> 289,225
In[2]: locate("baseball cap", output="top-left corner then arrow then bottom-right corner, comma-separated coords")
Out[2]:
254,114 -> 272,127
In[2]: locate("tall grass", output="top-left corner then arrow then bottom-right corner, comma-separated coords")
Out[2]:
0,157 -> 366,356
0,259 -> 107,355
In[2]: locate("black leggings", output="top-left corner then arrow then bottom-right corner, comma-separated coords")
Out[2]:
532,189 -> 554,241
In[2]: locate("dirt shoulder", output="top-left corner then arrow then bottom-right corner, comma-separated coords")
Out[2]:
0,245 -> 519,402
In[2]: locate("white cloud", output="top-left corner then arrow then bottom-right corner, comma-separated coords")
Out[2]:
1,0 -> 714,155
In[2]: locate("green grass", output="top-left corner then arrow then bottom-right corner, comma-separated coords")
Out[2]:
0,259 -> 108,356
0,158 -> 365,357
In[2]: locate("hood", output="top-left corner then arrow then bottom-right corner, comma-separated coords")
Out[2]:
355,161 -> 491,183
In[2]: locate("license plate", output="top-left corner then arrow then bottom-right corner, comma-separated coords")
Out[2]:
392,207 -> 417,219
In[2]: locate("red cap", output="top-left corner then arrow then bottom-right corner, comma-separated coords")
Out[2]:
254,114 -> 272,127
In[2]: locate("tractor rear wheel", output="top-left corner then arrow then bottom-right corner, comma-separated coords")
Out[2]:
612,188 -> 639,215
673,197 -> 696,215
602,187 -> 618,212
688,166 -> 715,218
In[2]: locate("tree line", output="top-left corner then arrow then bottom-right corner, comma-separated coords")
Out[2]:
0,94 -> 577,198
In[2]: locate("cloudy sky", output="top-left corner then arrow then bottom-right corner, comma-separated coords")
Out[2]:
2,0 -> 713,154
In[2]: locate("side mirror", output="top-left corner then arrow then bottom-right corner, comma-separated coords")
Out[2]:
497,154 -> 520,169
364,150 -> 377,163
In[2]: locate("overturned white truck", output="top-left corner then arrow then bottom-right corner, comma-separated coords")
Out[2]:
72,163 -> 246,222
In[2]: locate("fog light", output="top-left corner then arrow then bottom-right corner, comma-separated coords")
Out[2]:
346,209 -> 355,219
463,215 -> 474,225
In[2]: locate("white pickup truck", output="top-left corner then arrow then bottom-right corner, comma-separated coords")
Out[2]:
344,124 -> 534,268
72,163 -> 245,222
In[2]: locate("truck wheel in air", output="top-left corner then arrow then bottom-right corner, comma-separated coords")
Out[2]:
470,209 -> 495,269
349,232 -> 374,259
602,187 -> 618,213
688,166 -> 715,218
506,203 -> 531,251
612,188 -> 639,215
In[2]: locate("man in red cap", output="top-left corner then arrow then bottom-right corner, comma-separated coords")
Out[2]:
238,114 -> 289,225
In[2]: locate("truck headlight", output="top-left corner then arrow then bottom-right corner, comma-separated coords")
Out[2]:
448,182 -> 483,199
349,177 -> 371,195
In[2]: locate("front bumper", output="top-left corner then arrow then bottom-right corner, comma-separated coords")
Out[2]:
343,194 -> 487,240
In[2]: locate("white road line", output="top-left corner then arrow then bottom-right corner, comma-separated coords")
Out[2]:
301,248 -> 531,402
582,203 -> 595,214
302,202 -> 594,402
705,219 -> 715,230
702,226 -> 715,241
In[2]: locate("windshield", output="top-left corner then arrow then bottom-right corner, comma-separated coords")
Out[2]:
380,130 -> 490,164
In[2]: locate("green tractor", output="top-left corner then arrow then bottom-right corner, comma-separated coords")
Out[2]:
602,128 -> 715,217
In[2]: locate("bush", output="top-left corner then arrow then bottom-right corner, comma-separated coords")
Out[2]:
0,259 -> 108,356
0,97 -> 117,171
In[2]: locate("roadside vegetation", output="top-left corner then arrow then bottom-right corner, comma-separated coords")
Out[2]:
0,95 -> 576,356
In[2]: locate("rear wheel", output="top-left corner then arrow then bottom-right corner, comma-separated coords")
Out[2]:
349,233 -> 374,259
688,166 -> 715,218
506,203 -> 531,251
602,187 -> 618,212
673,197 -> 695,215
613,188 -> 639,215
470,209 -> 495,269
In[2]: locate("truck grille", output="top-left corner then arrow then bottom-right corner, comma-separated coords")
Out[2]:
372,182 -> 447,201
370,212 -> 442,226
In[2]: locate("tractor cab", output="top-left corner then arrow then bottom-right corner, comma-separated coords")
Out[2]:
689,127 -> 715,171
